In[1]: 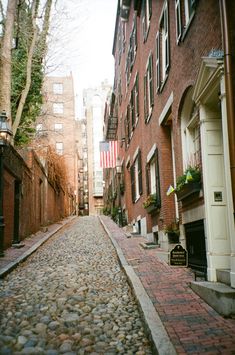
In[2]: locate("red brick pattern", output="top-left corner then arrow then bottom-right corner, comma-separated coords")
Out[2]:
101,216 -> 235,354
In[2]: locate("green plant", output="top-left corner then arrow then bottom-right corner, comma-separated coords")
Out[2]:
111,207 -> 119,222
176,165 -> 201,191
143,193 -> 158,208
103,207 -> 111,216
164,220 -> 180,236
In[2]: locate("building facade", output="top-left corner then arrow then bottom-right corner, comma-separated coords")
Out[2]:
104,0 -> 235,287
35,74 -> 79,214
76,118 -> 89,215
83,81 -> 112,215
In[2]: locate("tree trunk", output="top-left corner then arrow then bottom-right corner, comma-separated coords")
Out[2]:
12,0 -> 40,137
0,0 -> 17,123
39,0 -> 53,61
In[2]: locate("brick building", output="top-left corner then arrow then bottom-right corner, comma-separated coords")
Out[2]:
104,0 -> 235,287
2,146 -> 71,251
35,74 -> 78,214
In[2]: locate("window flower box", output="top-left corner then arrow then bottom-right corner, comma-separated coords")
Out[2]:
176,181 -> 201,201
145,203 -> 159,214
143,193 -> 160,214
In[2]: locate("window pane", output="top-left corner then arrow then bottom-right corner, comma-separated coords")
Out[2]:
54,123 -> 63,131
36,123 -> 42,131
53,83 -> 63,94
53,103 -> 64,114
150,161 -> 156,194
56,142 -> 63,155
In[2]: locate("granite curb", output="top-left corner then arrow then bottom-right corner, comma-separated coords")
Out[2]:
99,216 -> 177,355
0,216 -> 77,279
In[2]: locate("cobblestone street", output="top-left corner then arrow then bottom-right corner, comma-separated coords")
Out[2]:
0,217 -> 153,355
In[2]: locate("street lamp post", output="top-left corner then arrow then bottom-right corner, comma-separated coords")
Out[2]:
116,156 -> 123,227
0,111 -> 13,257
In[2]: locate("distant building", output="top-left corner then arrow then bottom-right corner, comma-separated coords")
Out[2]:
83,81 -> 112,215
35,74 -> 79,214
76,118 -> 89,215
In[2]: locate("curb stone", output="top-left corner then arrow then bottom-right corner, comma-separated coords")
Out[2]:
99,216 -> 177,355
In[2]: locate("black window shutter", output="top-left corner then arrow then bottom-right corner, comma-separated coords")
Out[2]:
136,73 -> 139,116
146,163 -> 150,195
130,164 -> 136,203
154,148 -> 161,207
149,0 -> 152,19
144,74 -> 147,121
138,151 -> 143,195
149,54 -> 154,106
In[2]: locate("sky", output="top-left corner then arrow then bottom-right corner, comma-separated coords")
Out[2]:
47,0 -> 118,117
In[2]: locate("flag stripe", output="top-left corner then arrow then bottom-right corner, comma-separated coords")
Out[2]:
99,141 -> 118,168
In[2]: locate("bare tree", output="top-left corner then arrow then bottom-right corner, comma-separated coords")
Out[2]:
12,0 -> 40,136
0,0 -> 17,122
12,0 -> 53,138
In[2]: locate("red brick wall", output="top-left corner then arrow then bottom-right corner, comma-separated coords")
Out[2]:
3,147 -> 71,250
3,170 -> 15,248
114,0 -> 222,232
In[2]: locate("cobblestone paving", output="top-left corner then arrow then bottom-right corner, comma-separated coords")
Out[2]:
0,217 -> 153,355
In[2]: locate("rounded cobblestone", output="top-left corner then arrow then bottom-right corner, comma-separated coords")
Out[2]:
0,216 -> 153,354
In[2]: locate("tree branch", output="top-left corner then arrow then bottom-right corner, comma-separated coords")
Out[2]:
12,0 -> 40,137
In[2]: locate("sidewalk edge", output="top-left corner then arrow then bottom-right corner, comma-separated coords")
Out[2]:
99,216 -> 177,355
0,217 -> 76,279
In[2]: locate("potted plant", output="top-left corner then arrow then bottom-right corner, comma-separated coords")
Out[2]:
175,165 -> 202,201
143,193 -> 159,214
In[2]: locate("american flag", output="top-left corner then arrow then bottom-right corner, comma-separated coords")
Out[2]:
99,141 -> 118,168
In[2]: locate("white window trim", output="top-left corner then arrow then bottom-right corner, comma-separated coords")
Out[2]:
159,92 -> 173,125
133,146 -> 140,162
147,143 -> 157,163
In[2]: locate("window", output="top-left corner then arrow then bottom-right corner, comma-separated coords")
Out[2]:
53,102 -> 64,114
146,148 -> 161,207
142,0 -> 152,41
175,0 -> 196,43
183,112 -> 201,166
130,14 -> 137,69
181,88 -> 201,168
53,83 -> 63,94
156,1 -> 169,92
54,123 -> 63,132
56,142 -> 63,155
36,123 -> 42,132
144,54 -> 154,122
36,123 -> 46,137
130,150 -> 143,203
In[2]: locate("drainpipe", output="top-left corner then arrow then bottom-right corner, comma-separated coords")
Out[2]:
219,0 -> 235,213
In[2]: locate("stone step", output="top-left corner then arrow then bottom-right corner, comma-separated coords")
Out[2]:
190,281 -> 235,317
216,269 -> 231,286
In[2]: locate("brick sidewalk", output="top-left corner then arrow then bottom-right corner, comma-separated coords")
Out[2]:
100,216 -> 235,355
